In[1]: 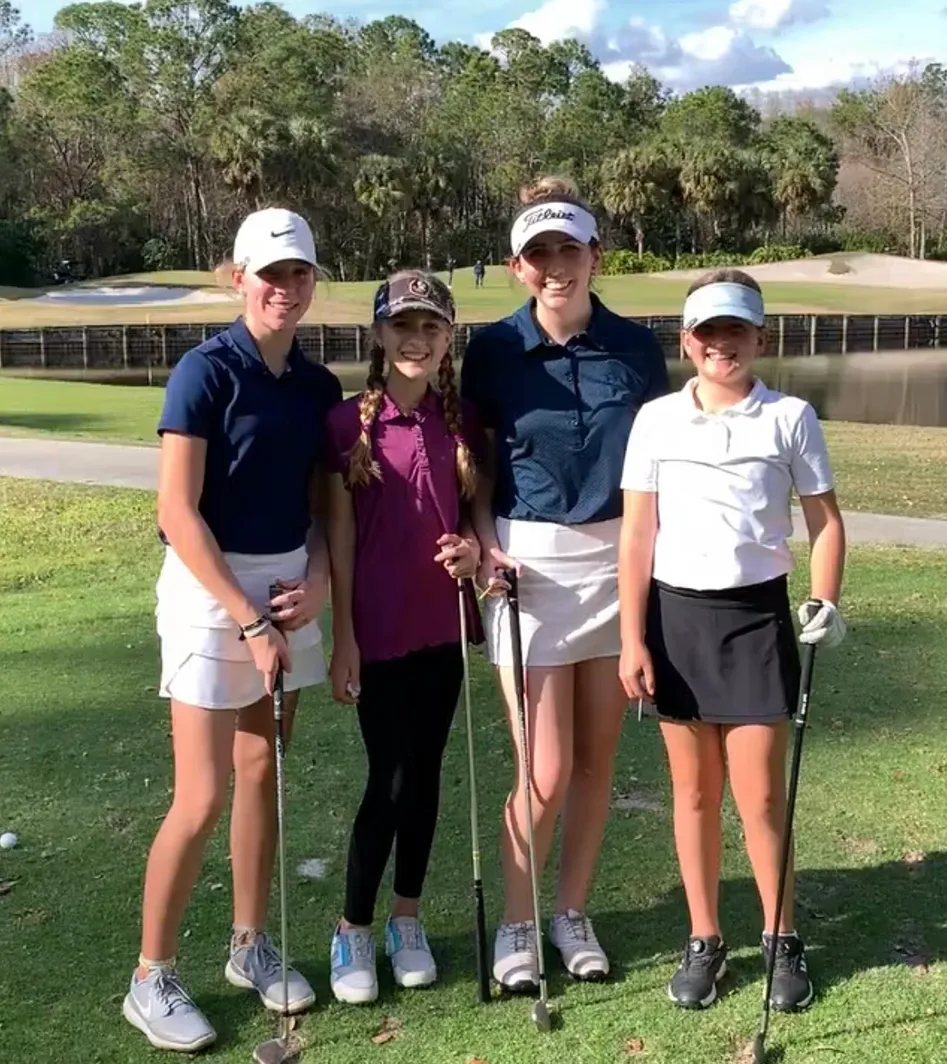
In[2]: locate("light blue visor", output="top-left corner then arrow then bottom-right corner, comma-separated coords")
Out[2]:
682,282 -> 765,330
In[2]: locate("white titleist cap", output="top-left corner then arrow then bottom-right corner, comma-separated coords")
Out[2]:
510,201 -> 599,257
233,208 -> 317,275
682,282 -> 765,330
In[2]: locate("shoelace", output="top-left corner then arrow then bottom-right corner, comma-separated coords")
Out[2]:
560,913 -> 595,944
344,930 -> 375,963
392,920 -> 423,951
503,922 -> 535,954
153,970 -> 196,1015
249,933 -> 284,979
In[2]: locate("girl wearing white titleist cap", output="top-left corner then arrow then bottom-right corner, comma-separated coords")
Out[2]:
619,268 -> 847,1015
122,208 -> 342,1053
462,176 -> 669,989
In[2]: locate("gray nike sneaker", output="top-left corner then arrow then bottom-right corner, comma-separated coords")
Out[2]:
122,966 -> 217,1052
225,932 -> 316,1013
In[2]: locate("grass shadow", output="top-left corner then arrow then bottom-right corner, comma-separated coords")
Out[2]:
0,411 -> 110,434
593,850 -> 947,1003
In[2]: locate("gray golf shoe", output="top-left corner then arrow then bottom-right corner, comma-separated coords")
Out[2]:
122,965 -> 217,1052
225,932 -> 316,1013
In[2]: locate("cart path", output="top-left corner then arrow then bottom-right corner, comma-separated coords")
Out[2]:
2,436 -> 947,548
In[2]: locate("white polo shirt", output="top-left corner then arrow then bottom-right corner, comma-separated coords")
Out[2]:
621,378 -> 834,591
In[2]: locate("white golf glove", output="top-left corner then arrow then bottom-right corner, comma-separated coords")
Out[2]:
797,599 -> 847,648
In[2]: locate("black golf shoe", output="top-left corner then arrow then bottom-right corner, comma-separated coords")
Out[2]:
762,932 -> 814,1012
668,935 -> 728,1009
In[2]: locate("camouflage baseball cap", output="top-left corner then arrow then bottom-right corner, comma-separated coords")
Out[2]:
373,271 -> 455,325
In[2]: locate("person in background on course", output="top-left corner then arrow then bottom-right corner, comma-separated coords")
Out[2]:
325,270 -> 485,1004
123,208 -> 342,1053
446,256 -> 456,288
618,268 -> 847,1013
473,259 -> 485,288
461,175 -> 669,990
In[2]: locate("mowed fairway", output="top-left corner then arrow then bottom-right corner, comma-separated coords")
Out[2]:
2,478 -> 947,1064
4,263 -> 947,329
3,377 -> 947,520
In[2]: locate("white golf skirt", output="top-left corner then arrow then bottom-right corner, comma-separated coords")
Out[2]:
155,545 -> 326,711
484,517 -> 621,668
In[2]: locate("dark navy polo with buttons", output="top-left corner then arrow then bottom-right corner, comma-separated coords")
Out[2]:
158,319 -> 343,554
460,295 -> 669,525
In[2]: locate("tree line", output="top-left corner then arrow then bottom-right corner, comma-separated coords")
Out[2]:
0,0 -> 944,285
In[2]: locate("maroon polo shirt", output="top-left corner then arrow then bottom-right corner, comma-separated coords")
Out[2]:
326,388 -> 484,663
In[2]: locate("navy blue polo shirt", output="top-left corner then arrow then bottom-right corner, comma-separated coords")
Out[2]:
460,295 -> 669,525
158,319 -> 343,554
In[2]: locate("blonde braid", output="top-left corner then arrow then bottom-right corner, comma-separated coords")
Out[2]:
437,354 -> 477,501
345,343 -> 386,488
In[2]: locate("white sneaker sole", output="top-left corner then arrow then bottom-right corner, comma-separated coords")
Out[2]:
224,959 -> 316,1013
122,994 -> 217,1053
392,965 -> 437,989
550,941 -> 610,982
330,977 -> 379,1005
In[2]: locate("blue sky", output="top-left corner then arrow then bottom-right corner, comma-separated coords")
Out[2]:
27,0 -> 947,91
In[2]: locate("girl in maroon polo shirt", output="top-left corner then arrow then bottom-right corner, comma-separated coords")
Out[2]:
325,270 -> 483,1004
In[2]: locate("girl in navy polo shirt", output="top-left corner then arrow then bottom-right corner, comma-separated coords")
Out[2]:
619,269 -> 847,1013
461,176 -> 669,990
122,209 -> 342,1053
325,271 -> 483,1004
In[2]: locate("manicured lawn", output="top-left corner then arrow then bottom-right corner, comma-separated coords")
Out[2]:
1,477 -> 946,1063
3,267 -> 947,328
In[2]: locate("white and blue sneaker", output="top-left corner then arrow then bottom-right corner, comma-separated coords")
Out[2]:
385,916 -> 437,989
330,923 -> 378,1005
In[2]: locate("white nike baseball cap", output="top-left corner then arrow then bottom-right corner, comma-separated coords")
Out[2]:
232,208 -> 318,275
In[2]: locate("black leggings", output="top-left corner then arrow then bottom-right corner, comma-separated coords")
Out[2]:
344,642 -> 463,927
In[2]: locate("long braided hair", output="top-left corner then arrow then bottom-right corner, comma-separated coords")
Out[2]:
344,340 -> 387,489
345,274 -> 477,501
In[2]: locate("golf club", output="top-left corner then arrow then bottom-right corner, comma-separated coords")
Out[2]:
500,568 -> 552,1033
458,578 -> 491,1004
750,639 -> 818,1064
253,586 -> 299,1064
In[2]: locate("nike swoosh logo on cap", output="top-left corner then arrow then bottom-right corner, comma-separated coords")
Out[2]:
270,228 -> 295,238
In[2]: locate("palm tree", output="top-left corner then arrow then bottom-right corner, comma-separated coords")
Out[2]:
354,153 -> 410,279
601,143 -> 675,257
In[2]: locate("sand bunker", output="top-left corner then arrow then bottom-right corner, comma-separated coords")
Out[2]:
36,285 -> 233,306
659,253 -> 947,289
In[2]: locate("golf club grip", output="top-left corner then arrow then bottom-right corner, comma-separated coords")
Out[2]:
269,582 -> 286,725
474,880 -> 490,1003
500,569 -> 526,707
796,642 -> 816,725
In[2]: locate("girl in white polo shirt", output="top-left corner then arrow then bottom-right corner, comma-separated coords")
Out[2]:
618,268 -> 847,1014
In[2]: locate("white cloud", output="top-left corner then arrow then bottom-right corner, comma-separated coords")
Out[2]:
510,0 -> 607,45
671,26 -> 792,89
729,0 -> 830,33
476,0 -> 793,91
475,0 -> 606,50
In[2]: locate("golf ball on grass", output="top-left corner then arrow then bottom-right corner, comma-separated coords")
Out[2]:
0,832 -> 18,850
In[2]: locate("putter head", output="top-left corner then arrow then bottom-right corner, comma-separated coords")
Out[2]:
253,1035 -> 301,1064
531,999 -> 552,1032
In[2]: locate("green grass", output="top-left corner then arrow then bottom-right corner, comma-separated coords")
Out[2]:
2,477 -> 947,1064
3,266 -> 947,328
4,378 -> 947,522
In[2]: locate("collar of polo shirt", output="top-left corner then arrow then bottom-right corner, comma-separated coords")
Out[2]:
682,376 -> 766,421
228,318 -> 303,375
377,387 -> 439,423
516,293 -> 607,352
